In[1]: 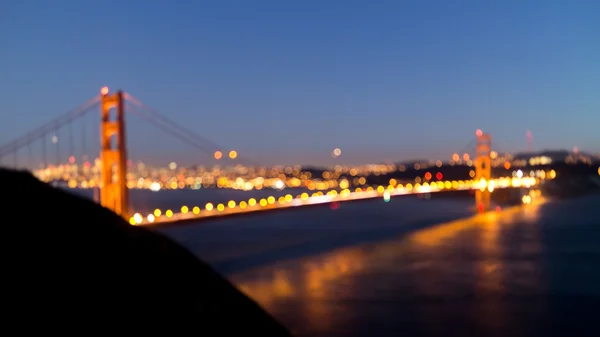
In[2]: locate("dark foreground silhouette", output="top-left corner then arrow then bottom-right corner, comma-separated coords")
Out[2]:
1,168 -> 291,335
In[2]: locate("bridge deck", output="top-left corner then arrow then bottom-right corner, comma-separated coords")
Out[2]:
131,176 -> 538,226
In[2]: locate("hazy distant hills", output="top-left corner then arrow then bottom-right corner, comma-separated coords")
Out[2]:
513,149 -> 598,162
393,149 -> 599,167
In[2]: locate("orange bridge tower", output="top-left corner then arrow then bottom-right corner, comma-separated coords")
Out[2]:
475,130 -> 492,212
99,87 -> 129,218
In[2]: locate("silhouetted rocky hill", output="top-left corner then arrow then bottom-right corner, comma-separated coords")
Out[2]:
0,167 -> 291,335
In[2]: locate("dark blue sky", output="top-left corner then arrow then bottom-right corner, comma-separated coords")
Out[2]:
1,0 -> 599,165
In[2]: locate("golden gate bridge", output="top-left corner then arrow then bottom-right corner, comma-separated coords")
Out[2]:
0,87 -> 543,226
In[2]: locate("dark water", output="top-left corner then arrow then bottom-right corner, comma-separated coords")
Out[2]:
159,195 -> 476,274
158,193 -> 600,337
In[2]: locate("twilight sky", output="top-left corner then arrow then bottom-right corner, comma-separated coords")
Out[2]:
1,0 -> 599,165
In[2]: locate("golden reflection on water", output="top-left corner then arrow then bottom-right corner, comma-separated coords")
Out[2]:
477,200 -> 545,329
273,271 -> 294,297
236,248 -> 366,307
234,247 -> 367,331
233,199 -> 547,330
407,199 -> 545,248
476,199 -> 545,287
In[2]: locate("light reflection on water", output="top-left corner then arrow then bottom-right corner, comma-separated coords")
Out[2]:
161,196 -> 477,273
233,201 -> 547,304
227,196 -> 600,337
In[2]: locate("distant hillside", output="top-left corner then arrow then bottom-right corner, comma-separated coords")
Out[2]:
513,149 -> 598,163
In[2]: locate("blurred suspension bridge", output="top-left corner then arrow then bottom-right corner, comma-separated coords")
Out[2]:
0,87 -> 543,226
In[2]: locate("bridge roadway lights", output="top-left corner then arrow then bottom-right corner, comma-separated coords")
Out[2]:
128,176 -> 539,226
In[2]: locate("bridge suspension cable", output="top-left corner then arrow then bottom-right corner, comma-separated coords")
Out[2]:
124,93 -> 259,166
125,104 -> 220,155
0,96 -> 100,160
456,137 -> 477,160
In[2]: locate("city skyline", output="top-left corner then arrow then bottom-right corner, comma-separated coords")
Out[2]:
1,0 -> 599,165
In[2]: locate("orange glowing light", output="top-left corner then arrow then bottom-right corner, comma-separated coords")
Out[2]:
214,151 -> 222,160
424,172 -> 432,181
100,86 -> 109,95
476,129 -> 483,137
504,161 -> 511,170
